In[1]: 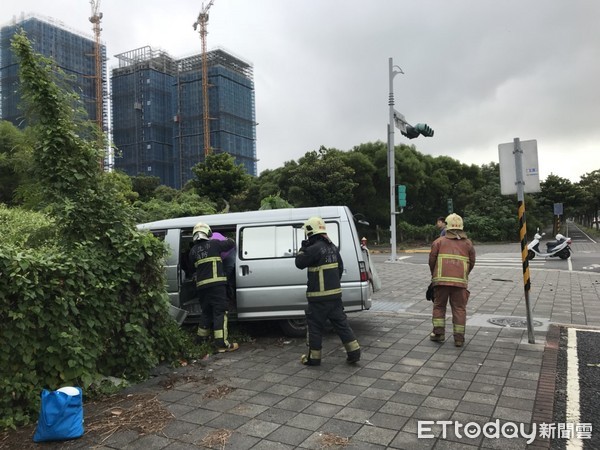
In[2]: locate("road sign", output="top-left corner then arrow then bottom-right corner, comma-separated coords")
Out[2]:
498,139 -> 541,195
393,110 -> 407,133
554,203 -> 563,216
397,184 -> 407,207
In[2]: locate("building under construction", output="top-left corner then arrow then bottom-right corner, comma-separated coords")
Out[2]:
0,14 -> 108,148
111,45 -> 256,189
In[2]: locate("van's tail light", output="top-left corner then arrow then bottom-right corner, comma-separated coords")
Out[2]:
359,262 -> 368,282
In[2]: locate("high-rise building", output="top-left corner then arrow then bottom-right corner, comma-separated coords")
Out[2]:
0,14 -> 108,137
112,45 -> 256,189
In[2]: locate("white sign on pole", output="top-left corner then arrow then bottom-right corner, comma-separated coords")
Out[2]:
498,139 -> 541,195
393,110 -> 407,133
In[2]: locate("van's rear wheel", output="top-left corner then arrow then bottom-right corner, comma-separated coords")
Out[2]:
279,318 -> 307,338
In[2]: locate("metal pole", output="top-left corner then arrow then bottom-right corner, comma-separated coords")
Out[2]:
388,58 -> 397,261
514,137 -> 535,344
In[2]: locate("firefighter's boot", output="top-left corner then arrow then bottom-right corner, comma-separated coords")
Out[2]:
301,349 -> 321,366
346,349 -> 361,364
344,340 -> 361,364
217,342 -> 239,353
195,327 -> 211,345
429,332 -> 445,342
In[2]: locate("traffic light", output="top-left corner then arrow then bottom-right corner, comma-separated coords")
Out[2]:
414,123 -> 434,137
397,184 -> 407,208
401,126 -> 420,139
400,123 -> 434,139
447,198 -> 453,214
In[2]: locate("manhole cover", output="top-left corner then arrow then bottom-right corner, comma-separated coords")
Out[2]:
487,317 -> 543,328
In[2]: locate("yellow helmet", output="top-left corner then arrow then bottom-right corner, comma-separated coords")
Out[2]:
303,216 -> 327,237
192,222 -> 212,241
445,213 -> 463,231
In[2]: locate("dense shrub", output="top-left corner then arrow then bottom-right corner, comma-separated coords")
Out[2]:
0,32 -> 190,428
0,204 -> 56,247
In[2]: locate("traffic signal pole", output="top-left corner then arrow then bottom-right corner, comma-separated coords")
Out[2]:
388,58 -> 403,262
387,57 -> 434,261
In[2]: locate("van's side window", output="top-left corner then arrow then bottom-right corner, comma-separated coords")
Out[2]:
151,230 -> 167,241
240,223 -> 340,260
297,223 -> 339,247
241,225 -> 294,259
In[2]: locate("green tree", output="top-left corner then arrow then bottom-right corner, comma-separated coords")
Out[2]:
230,168 -> 287,212
0,121 -> 33,206
462,163 -> 514,241
347,142 -> 389,236
130,174 -> 161,202
192,152 -> 250,209
259,193 -> 293,210
154,184 -> 179,202
288,147 -> 357,207
578,170 -> 600,228
538,174 -> 582,221
339,148 -> 377,218
134,190 -> 216,223
105,171 -> 139,204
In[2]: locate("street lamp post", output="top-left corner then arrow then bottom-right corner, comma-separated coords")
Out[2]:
388,57 -> 403,262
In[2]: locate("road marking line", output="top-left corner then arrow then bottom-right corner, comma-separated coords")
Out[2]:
566,327 -> 582,450
568,256 -> 573,272
575,226 -> 597,244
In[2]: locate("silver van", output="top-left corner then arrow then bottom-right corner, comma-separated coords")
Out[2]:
137,206 -> 373,336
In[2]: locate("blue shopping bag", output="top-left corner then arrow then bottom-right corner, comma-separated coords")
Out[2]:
33,387 -> 84,442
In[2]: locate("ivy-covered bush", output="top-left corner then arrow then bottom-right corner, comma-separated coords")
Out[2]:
0,204 -> 56,247
397,220 -> 437,243
0,32 -> 189,429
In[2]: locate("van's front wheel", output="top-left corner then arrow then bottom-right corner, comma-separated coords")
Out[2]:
279,318 -> 307,338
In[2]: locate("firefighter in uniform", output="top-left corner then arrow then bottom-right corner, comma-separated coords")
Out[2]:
188,222 -> 239,352
428,213 -> 476,347
295,216 -> 360,366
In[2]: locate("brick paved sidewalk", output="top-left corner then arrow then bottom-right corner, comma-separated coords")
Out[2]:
7,257 -> 600,449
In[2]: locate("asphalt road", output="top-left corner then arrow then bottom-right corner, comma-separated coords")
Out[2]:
553,327 -> 600,450
371,222 -> 600,273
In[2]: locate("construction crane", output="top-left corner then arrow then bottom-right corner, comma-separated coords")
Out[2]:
89,0 -> 104,169
193,0 -> 215,157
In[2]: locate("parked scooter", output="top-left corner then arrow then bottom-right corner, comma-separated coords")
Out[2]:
527,229 -> 572,260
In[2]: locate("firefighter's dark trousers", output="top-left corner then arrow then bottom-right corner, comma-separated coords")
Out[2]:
197,284 -> 231,348
304,299 -> 360,363
432,285 -> 469,343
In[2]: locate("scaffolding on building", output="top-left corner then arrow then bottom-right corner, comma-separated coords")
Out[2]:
114,46 -> 178,74
111,45 -> 256,188
1,14 -> 107,136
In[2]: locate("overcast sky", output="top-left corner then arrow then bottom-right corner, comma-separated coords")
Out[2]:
3,1 -> 599,182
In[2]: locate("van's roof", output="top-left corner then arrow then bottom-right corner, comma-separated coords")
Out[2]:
137,206 -> 352,230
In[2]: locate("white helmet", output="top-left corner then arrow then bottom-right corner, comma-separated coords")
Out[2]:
303,216 -> 327,238
193,222 -> 212,241
445,213 -> 464,231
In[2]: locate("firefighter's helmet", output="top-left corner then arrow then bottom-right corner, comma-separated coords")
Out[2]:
445,213 -> 464,231
303,216 -> 327,237
193,222 -> 212,241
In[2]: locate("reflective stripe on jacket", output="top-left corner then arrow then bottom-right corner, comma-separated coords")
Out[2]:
295,235 -> 344,302
429,232 -> 475,288
307,263 -> 343,298
189,238 -> 235,290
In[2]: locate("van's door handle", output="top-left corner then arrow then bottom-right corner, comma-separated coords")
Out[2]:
240,265 -> 250,276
